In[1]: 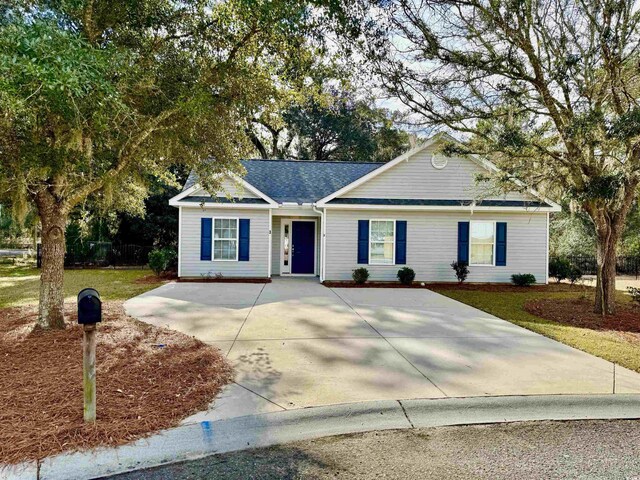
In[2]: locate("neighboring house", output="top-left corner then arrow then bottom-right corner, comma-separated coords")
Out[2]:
169,133 -> 560,283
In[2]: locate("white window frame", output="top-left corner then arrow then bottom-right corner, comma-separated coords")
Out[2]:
212,216 -> 239,262
469,220 -> 496,267
368,219 -> 396,265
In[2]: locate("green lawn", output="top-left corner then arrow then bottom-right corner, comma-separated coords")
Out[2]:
0,264 -> 164,308
432,286 -> 640,373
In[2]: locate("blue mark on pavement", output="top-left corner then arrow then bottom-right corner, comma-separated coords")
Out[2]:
201,421 -> 214,444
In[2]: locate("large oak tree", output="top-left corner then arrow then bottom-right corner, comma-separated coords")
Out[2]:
0,0 -> 348,328
364,0 -> 640,314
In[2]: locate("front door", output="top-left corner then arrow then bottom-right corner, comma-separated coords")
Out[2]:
291,221 -> 315,274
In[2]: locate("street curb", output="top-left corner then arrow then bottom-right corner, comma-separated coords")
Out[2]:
4,394 -> 640,480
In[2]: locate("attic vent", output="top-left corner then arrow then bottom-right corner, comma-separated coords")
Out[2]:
431,153 -> 448,169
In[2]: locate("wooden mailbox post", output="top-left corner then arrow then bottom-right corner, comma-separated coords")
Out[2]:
77,288 -> 101,423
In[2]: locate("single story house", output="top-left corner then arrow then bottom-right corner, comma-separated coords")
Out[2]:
169,133 -> 560,283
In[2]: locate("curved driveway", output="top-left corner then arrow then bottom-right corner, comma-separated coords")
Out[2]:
124,277 -> 640,421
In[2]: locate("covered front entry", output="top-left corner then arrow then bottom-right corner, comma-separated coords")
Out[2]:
275,216 -> 319,276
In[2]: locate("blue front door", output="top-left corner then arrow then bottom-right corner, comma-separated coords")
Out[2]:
291,221 -> 315,274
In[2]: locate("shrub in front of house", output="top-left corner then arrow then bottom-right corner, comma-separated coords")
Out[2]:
511,273 -> 536,286
148,247 -> 177,276
352,267 -> 370,284
397,267 -> 416,285
567,264 -> 583,285
628,286 -> 640,305
450,261 -> 469,284
549,257 -> 571,283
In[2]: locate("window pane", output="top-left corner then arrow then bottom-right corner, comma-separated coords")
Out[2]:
370,242 -> 393,264
471,243 -> 493,265
214,219 -> 237,239
471,222 -> 494,243
370,221 -> 394,242
369,221 -> 395,264
213,239 -> 237,260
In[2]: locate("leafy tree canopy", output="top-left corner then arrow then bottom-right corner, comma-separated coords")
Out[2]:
360,0 -> 640,313
0,0 -> 356,327
245,56 -> 412,163
283,90 -> 411,162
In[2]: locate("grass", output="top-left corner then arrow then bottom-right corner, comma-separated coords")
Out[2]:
0,264 -> 164,308
432,285 -> 640,373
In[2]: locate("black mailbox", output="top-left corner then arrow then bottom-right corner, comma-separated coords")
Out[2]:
78,288 -> 101,324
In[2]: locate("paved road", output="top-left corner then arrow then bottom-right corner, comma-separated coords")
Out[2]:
106,419 -> 640,480
0,249 -> 29,257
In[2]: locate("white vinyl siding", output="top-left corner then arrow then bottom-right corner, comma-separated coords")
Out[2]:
324,210 -> 547,283
190,176 -> 258,199
180,207 -> 269,277
341,143 -> 535,202
271,216 -> 281,275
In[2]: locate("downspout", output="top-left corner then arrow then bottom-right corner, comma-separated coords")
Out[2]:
267,208 -> 273,278
177,206 -> 182,278
312,205 -> 325,282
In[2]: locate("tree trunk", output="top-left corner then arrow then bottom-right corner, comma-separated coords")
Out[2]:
35,194 -> 67,330
593,217 -> 622,316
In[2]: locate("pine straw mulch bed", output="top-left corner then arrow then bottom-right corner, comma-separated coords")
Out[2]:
524,297 -> 640,343
177,277 -> 271,283
324,281 -> 579,293
0,301 -> 233,465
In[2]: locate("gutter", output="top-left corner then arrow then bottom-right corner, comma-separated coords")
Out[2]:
312,205 -> 325,282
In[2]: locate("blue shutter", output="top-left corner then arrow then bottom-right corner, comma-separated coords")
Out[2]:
239,219 -> 250,261
200,218 -> 212,261
496,222 -> 507,266
357,220 -> 369,264
457,221 -> 469,264
395,221 -> 407,265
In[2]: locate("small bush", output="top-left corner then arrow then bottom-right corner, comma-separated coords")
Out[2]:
549,257 -> 571,283
628,286 -> 640,305
450,261 -> 469,284
148,247 -> 177,276
567,264 -> 582,285
511,273 -> 536,287
397,267 -> 416,285
352,267 -> 370,284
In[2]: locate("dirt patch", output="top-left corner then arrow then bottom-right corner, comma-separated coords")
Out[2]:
324,281 -> 581,293
428,282 -> 584,293
0,302 -> 233,465
323,281 -> 430,289
134,272 -> 177,284
524,297 -> 640,338
178,277 -> 271,284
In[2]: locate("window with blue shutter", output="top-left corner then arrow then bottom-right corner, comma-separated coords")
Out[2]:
395,220 -> 407,265
496,222 -> 507,266
357,220 -> 369,264
457,221 -> 469,264
200,218 -> 212,261
239,219 -> 250,261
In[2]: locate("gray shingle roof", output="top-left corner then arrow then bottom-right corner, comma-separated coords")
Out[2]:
183,159 -> 384,204
240,159 -> 383,204
328,198 -> 551,208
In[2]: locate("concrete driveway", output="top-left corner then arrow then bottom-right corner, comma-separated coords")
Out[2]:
125,278 -> 640,420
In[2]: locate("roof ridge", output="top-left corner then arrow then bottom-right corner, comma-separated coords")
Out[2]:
242,158 -> 385,165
